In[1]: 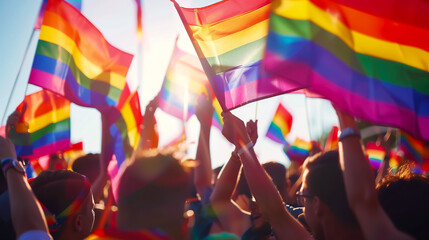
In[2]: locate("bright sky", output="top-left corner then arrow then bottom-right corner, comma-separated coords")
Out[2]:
0,0 -> 338,168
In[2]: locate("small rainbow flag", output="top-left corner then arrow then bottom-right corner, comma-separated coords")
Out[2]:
324,126 -> 339,151
366,142 -> 386,169
266,103 -> 293,144
388,149 -> 402,173
399,131 -> 429,172
284,138 -> 312,164
29,0 -> 133,111
35,0 -> 82,29
63,141 -> 85,164
173,0 -> 301,111
264,0 -> 429,141
159,46 -> 223,129
10,90 -> 71,159
159,46 -> 212,120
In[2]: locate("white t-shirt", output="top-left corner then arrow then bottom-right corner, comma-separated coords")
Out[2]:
18,230 -> 53,240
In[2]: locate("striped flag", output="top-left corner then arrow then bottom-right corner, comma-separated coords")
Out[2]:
265,0 -> 429,141
365,142 -> 386,169
135,0 -> 143,41
159,46 -> 224,128
35,0 -> 82,29
173,0 -> 301,111
324,126 -> 339,151
29,0 -> 133,111
266,103 -> 293,144
399,131 -> 429,172
284,138 -> 312,164
10,90 -> 70,159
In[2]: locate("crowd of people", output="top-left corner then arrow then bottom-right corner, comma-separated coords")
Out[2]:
0,93 -> 428,240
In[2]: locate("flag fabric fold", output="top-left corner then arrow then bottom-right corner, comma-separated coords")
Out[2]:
266,103 -> 293,144
29,0 -> 133,111
10,90 -> 71,159
265,0 -> 429,141
174,0 -> 302,111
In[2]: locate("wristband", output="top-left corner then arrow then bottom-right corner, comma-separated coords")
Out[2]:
1,158 -> 26,176
339,127 -> 360,141
237,141 -> 254,156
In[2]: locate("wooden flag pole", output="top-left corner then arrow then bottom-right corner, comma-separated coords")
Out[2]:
1,29 -> 36,125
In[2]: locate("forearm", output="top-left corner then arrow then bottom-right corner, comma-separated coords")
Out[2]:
210,154 -> 241,205
240,148 -> 311,239
337,116 -> 377,209
194,123 -> 213,194
7,171 -> 49,237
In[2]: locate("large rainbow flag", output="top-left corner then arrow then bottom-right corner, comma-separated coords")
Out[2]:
10,90 -> 70,159
35,0 -> 82,29
265,0 -> 429,141
266,103 -> 293,144
29,0 -> 133,111
399,131 -> 429,172
173,0 -> 301,111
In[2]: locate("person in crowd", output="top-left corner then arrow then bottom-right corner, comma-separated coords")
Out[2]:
335,108 -> 413,240
0,136 -> 52,239
29,170 -> 95,240
376,164 -> 429,239
220,111 -> 365,240
115,150 -> 191,240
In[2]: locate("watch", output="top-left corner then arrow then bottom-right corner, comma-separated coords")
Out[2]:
1,158 -> 26,176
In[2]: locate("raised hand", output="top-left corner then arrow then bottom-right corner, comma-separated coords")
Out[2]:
221,112 -> 251,148
246,120 -> 258,145
195,93 -> 214,127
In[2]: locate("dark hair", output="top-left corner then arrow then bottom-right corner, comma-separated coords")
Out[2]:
303,150 -> 358,227
377,165 -> 429,240
71,153 -> 100,184
263,161 -> 287,201
117,151 -> 191,230
30,170 -> 90,239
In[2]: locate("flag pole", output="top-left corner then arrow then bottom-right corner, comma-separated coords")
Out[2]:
170,0 -> 227,111
304,96 -> 313,141
1,29 -> 37,126
254,102 -> 259,121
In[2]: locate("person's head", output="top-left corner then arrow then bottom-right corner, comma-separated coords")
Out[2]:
30,170 -> 95,239
263,161 -> 287,201
377,164 -> 429,240
299,150 -> 358,239
71,153 -> 100,184
117,150 -> 191,235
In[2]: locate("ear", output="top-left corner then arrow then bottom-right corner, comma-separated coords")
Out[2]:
74,214 -> 83,232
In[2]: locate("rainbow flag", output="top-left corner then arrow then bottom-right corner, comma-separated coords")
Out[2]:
388,149 -> 402,173
173,0 -> 301,111
399,131 -> 429,172
265,0 -> 429,141
29,0 -> 133,111
159,46 -> 224,128
366,142 -> 386,169
266,103 -> 293,144
284,138 -> 312,164
35,0 -> 82,29
159,47 -> 212,120
324,126 -> 339,151
63,141 -> 85,164
10,90 -> 70,159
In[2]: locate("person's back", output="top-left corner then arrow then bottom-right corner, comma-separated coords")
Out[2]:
116,150 -> 191,240
377,165 -> 429,240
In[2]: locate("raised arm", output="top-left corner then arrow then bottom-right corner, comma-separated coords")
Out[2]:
141,95 -> 159,150
209,120 -> 258,236
336,109 -> 412,240
0,136 -> 51,239
194,94 -> 215,195
221,112 -> 311,240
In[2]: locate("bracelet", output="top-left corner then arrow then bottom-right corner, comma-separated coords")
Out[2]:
237,141 -> 254,156
339,127 -> 361,141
